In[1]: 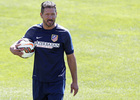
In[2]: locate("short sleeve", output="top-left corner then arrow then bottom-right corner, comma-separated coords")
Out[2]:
23,27 -> 35,42
63,31 -> 74,55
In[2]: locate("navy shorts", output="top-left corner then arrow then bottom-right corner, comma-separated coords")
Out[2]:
33,79 -> 65,100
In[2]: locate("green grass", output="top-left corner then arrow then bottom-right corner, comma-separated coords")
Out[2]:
0,0 -> 140,100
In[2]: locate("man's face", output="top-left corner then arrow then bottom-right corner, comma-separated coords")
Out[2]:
40,8 -> 57,28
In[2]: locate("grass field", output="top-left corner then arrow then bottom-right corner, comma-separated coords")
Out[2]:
0,0 -> 140,100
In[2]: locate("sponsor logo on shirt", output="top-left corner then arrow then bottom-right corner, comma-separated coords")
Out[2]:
36,37 -> 42,39
34,41 -> 60,49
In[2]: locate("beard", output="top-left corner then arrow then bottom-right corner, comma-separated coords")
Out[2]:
43,19 -> 55,27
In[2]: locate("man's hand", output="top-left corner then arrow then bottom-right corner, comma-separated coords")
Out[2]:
71,82 -> 79,96
67,53 -> 79,96
10,44 -> 23,57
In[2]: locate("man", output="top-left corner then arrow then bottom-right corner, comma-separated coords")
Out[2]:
10,1 -> 78,100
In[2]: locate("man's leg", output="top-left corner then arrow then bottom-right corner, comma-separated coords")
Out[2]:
45,80 -> 66,100
48,93 -> 64,100
33,79 -> 47,100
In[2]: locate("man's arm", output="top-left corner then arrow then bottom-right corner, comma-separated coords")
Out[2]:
10,41 -> 23,57
67,53 -> 79,96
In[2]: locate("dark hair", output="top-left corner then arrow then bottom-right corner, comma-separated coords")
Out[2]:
41,1 -> 56,13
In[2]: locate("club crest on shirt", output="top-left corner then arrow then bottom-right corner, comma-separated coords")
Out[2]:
51,34 -> 58,42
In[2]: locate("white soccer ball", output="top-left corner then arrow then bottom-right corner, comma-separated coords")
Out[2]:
17,38 -> 35,58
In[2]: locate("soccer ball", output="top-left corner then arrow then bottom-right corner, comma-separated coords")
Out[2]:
17,38 -> 35,58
